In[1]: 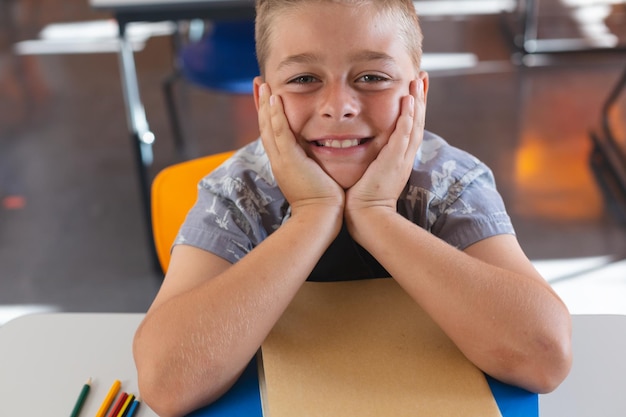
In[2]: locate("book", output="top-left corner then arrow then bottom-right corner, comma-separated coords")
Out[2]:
260,278 -> 502,417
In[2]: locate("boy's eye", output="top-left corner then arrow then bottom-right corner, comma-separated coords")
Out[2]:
288,75 -> 318,84
358,74 -> 389,83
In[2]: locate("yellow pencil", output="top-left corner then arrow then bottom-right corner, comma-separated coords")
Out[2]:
125,397 -> 141,417
95,380 -> 121,417
116,393 -> 134,417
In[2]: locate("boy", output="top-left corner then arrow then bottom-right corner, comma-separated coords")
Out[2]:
133,1 -> 572,416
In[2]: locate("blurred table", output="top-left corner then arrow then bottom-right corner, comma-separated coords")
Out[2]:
506,0 -> 626,56
89,0 -> 255,268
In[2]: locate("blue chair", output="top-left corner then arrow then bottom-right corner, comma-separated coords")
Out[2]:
163,19 -> 259,155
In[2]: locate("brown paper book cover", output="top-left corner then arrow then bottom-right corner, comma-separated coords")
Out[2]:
260,278 -> 502,417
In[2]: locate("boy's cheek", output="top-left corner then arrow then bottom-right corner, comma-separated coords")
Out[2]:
280,97 -> 305,133
384,96 -> 404,126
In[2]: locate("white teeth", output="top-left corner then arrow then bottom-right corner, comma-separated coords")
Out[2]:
320,139 -> 360,148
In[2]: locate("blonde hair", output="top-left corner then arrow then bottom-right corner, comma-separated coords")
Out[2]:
254,0 -> 423,76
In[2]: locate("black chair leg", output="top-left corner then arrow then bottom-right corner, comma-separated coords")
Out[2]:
163,71 -> 187,158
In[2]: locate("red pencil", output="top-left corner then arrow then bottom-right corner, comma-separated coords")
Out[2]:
116,393 -> 135,417
106,392 -> 128,417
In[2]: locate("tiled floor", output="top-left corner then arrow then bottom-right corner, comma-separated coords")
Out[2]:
0,0 -> 625,325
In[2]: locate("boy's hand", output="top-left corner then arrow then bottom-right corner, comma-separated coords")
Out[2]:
345,78 -> 426,214
258,84 -> 345,214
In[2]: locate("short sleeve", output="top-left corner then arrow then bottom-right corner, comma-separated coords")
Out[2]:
174,139 -> 287,263
430,163 -> 515,250
398,132 -> 515,250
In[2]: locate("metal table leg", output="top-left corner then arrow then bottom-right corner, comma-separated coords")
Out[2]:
116,21 -> 160,271
506,0 -> 626,56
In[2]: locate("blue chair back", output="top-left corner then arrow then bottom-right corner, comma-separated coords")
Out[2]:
180,20 -> 258,94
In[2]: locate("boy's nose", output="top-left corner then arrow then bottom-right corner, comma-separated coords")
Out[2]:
319,83 -> 359,120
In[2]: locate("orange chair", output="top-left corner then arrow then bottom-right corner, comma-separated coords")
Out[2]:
151,150 -> 235,273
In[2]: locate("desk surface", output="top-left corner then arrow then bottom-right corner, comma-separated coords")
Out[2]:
0,314 -> 155,416
90,0 -> 255,21
540,314 -> 626,416
91,0 -> 252,10
1,313 -> 624,417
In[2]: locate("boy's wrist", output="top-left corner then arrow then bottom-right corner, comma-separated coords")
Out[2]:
345,205 -> 398,244
345,196 -> 397,227
289,202 -> 344,234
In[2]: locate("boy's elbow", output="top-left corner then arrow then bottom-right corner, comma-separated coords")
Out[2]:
133,327 -> 228,417
492,318 -> 572,394
531,332 -> 573,394
539,313 -> 574,392
514,323 -> 573,394
136,358 -> 230,417
133,328 -> 189,417
136,370 -> 182,417
522,355 -> 572,395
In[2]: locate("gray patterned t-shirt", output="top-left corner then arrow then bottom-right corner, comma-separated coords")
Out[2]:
175,131 -> 514,266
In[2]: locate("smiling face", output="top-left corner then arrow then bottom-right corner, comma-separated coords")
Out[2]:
254,1 -> 426,189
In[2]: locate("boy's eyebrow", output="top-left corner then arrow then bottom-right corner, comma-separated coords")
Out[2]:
277,53 -> 318,71
276,50 -> 397,71
349,50 -> 397,64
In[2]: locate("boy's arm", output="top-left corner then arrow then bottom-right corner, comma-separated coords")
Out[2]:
134,83 -> 344,417
346,209 -> 572,394
134,203 -> 342,417
345,76 -> 571,394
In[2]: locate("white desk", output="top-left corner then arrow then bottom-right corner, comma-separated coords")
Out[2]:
539,314 -> 626,417
0,313 -> 158,416
2,313 -> 625,416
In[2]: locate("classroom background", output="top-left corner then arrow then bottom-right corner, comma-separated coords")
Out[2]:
0,0 -> 625,325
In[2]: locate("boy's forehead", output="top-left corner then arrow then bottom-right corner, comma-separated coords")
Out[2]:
257,0 -> 422,74
267,6 -> 410,61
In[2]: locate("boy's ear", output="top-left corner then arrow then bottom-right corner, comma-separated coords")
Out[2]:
253,76 -> 264,111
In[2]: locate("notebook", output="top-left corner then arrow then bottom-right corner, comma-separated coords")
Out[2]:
260,278 -> 503,417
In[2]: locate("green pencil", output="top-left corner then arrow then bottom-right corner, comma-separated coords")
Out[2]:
70,377 -> 91,417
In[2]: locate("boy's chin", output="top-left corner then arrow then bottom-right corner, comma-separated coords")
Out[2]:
326,166 -> 368,190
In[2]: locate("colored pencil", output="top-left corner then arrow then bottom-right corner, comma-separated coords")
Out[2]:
69,377 -> 91,417
106,392 -> 128,417
116,393 -> 134,417
125,398 -> 141,417
95,380 -> 121,417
